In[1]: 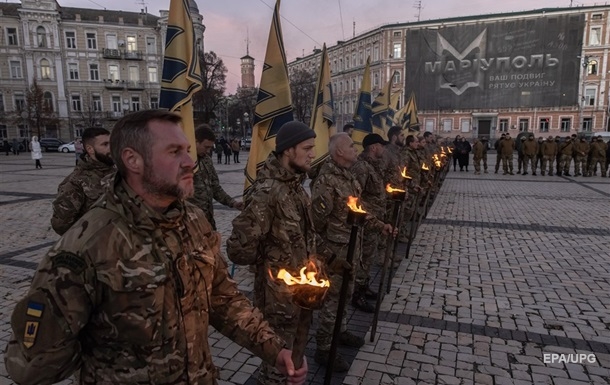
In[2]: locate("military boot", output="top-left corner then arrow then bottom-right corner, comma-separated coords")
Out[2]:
339,331 -> 365,348
360,284 -> 378,300
351,291 -> 374,313
314,349 -> 349,372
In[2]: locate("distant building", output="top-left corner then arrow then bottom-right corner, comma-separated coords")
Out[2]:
0,0 -> 204,141
240,54 -> 255,89
288,5 -> 610,138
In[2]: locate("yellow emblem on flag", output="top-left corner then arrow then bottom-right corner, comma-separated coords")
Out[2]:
23,321 -> 39,348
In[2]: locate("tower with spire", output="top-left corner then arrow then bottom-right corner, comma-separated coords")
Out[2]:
240,33 -> 255,88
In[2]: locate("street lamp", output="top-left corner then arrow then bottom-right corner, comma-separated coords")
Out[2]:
243,112 -> 249,139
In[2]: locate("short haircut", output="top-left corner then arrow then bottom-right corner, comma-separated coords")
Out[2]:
423,131 -> 432,138
329,132 -> 350,156
82,127 -> 110,147
342,123 -> 355,132
110,110 -> 182,176
405,135 -> 416,146
387,126 -> 402,141
195,124 -> 216,143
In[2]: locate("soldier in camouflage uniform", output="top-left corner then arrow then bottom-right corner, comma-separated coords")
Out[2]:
5,110 -> 307,385
534,136 -> 544,174
398,135 -> 424,242
311,133 -> 392,372
541,135 -> 558,176
189,125 -> 243,230
51,127 -> 115,235
472,138 -> 484,175
573,136 -> 590,176
350,133 -> 388,312
499,132 -> 516,175
558,137 -> 574,176
521,134 -> 538,175
588,135 -> 608,177
227,121 -> 317,385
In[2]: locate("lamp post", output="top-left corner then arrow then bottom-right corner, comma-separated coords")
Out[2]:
579,55 -> 591,133
243,112 -> 249,139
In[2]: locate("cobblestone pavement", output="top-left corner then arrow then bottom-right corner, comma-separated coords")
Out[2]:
1,151 -> 610,385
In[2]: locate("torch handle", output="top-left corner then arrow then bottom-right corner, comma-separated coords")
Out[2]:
291,309 -> 312,370
404,189 -> 423,260
370,200 -> 402,342
324,224 -> 359,385
386,200 -> 406,294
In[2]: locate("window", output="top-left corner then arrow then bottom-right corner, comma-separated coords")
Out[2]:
150,96 -> 159,109
393,43 -> 401,58
460,119 -> 470,133
7,27 -> 18,45
539,118 -> 549,132
585,88 -> 596,106
518,118 -> 529,132
394,71 -> 401,85
14,93 -> 25,111
68,63 -> 79,80
373,72 -> 379,88
0,93 -> 4,111
40,59 -> 51,79
148,67 -> 158,83
131,96 -> 140,111
112,96 -> 121,112
37,26 -> 47,48
590,27 -> 601,45
560,117 -> 571,132
146,37 -> 156,54
359,51 -> 364,66
65,31 -> 76,49
86,33 -> 97,49
89,63 -> 99,80
0,125 -> 7,139
339,81 -> 343,93
108,64 -> 119,80
592,13 -> 603,20
393,31 -> 402,37
583,117 -> 593,131
499,118 -> 509,132
126,36 -> 137,52
129,66 -> 139,81
352,79 -> 356,91
10,60 -> 22,78
18,124 -> 29,138
373,46 -> 379,62
92,95 -> 102,111
43,92 -> 53,112
345,56 -> 350,69
587,60 -> 598,75
443,119 -> 452,132
71,94 -> 82,111
106,34 -> 118,49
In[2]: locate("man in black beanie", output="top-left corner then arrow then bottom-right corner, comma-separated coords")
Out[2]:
227,120 -> 317,385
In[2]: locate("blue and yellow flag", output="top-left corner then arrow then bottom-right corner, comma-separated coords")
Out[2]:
159,0 -> 202,161
310,44 -> 336,168
371,71 -> 397,139
245,0 -> 293,192
395,91 -> 420,132
386,90 -> 401,131
352,57 -> 372,148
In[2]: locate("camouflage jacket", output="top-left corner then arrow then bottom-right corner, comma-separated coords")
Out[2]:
500,138 -> 516,156
541,141 -> 558,157
311,159 -> 384,256
573,141 -> 590,157
5,175 -> 284,385
382,143 -> 403,187
402,147 -> 422,187
559,140 -> 574,156
590,141 -> 608,158
51,154 -> 114,235
189,154 -> 236,230
522,139 -> 539,156
226,154 -> 316,342
351,153 -> 387,219
472,141 -> 484,159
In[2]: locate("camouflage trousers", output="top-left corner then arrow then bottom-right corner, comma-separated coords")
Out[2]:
589,157 -> 607,176
473,157 -> 482,172
534,155 -> 543,171
316,241 -> 359,351
522,155 -> 535,173
356,231 -> 378,286
494,153 -> 502,172
559,154 -> 572,174
501,154 -> 514,173
541,156 -> 555,175
574,156 -> 588,175
517,153 -> 525,172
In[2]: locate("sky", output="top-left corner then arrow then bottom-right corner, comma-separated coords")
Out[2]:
59,0 -> 600,93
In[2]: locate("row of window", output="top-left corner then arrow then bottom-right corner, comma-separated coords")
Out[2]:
331,71 -> 402,94
4,27 -> 157,54
326,43 -> 402,74
4,59 -> 158,83
498,117 -> 575,132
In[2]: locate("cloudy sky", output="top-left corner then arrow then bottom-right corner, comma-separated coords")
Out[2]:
60,0 -> 596,93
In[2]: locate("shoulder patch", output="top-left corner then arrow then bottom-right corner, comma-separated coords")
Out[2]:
26,302 -> 44,318
23,321 -> 39,348
51,252 -> 87,274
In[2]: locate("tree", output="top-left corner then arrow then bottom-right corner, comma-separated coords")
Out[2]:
192,51 -> 227,125
73,91 -> 106,129
289,68 -> 316,124
22,79 -> 60,138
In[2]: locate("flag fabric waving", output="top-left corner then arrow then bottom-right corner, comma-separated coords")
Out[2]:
159,0 -> 202,161
352,56 -> 372,148
371,71 -> 396,139
386,90 -> 402,131
244,0 -> 293,192
309,44 -> 336,169
395,91 -> 421,132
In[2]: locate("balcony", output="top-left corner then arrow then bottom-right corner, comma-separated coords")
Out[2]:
103,79 -> 125,90
123,50 -> 143,60
126,80 -> 146,90
102,48 -> 121,59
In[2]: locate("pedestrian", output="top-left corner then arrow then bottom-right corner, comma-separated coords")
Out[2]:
189,125 -> 243,230
588,135 -> 607,177
3,139 -> 10,156
311,132 -> 393,372
457,137 -> 471,171
494,133 -> 505,174
223,140 -> 232,164
230,137 -> 240,163
74,137 -> 84,166
472,137 -> 484,175
521,134 -> 538,175
5,110 -> 307,385
500,132 -> 515,175
51,127 -> 115,235
452,135 -> 461,171
517,136 -> 526,174
30,136 -> 43,169
480,136 -> 489,173
12,138 -> 20,155
215,139 -> 223,164
227,121 -> 317,385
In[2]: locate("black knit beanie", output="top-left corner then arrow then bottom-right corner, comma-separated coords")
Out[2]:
275,121 -> 317,153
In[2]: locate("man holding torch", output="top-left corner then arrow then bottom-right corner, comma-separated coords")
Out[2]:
311,133 -> 393,372
227,121 -> 318,385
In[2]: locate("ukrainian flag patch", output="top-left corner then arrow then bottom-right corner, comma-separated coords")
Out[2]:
26,302 -> 44,318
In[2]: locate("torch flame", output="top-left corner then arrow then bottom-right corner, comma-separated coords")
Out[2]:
400,167 -> 412,180
386,184 -> 406,193
277,261 -> 330,287
421,163 -> 430,171
447,147 -> 453,154
347,196 -> 366,213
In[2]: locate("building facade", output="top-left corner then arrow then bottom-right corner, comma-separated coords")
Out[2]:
0,0 -> 204,142
288,5 -> 610,139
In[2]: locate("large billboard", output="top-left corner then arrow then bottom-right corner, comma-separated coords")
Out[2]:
405,14 -> 585,110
